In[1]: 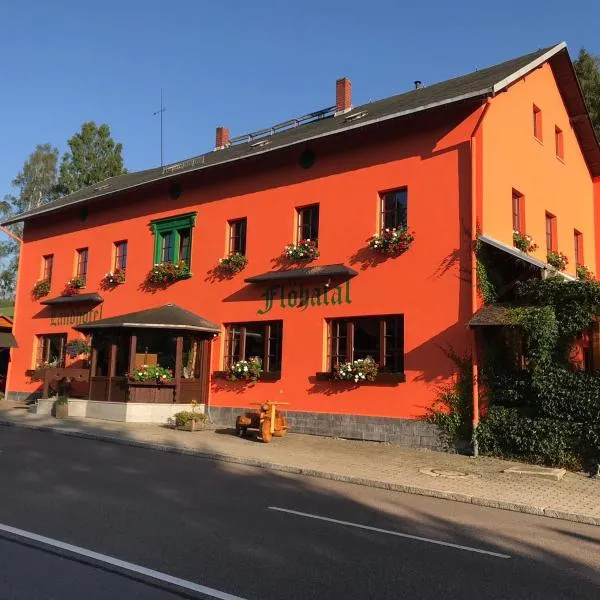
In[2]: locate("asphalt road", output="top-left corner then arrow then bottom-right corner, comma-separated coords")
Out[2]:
0,427 -> 599,600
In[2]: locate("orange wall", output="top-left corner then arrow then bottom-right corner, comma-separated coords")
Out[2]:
9,106 -> 481,418
482,63 -> 596,275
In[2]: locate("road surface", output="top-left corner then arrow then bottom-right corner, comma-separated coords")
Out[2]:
0,426 -> 598,599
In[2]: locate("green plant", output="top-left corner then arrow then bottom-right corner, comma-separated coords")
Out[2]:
512,230 -> 537,253
368,227 -> 415,256
55,395 -> 68,406
546,250 -> 568,271
474,238 -> 499,304
32,279 -> 51,299
218,253 -> 248,274
130,364 -> 174,383
146,261 -> 190,285
101,268 -> 126,286
173,410 -> 208,428
333,356 -> 379,382
284,239 -> 319,261
65,339 -> 91,358
63,275 -> 86,295
576,264 -> 594,280
227,357 -> 262,382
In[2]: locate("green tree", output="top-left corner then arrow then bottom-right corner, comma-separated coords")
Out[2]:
56,121 -> 126,195
573,48 -> 600,141
0,144 -> 59,297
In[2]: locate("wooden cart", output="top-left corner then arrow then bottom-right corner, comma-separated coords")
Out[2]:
235,401 -> 289,442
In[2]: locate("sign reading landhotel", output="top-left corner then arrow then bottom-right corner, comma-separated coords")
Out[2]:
50,306 -> 103,327
258,281 -> 352,315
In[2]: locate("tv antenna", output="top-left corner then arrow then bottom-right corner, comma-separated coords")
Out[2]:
153,88 -> 166,166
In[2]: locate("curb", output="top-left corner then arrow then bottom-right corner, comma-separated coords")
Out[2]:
2,418 -> 599,527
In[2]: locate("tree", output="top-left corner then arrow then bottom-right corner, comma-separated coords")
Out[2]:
573,48 -> 600,141
0,144 -> 59,297
56,122 -> 126,195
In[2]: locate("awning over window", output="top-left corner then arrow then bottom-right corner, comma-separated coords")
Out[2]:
0,332 -> 18,348
74,303 -> 220,334
41,293 -> 104,306
245,263 -> 357,284
469,303 -> 524,327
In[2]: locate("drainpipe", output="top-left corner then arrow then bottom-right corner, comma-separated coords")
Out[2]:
470,98 -> 491,457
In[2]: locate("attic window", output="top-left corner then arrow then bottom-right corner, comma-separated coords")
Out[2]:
344,110 -> 367,123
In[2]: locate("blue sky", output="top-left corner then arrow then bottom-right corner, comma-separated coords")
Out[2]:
1,0 -> 599,199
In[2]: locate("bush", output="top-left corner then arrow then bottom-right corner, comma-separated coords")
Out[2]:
174,411 -> 207,428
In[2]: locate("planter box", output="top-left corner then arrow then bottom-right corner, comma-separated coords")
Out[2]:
128,382 -> 175,403
54,402 -> 68,419
177,419 -> 207,432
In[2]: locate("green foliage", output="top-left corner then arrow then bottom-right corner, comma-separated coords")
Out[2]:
508,306 -> 558,366
65,339 -> 91,358
56,122 -> 126,196
0,144 -> 59,297
576,264 -> 594,280
218,253 -> 248,274
425,351 -> 473,449
174,411 -> 208,427
131,364 -> 174,383
474,240 -> 499,304
333,356 -> 379,382
546,250 -> 568,271
574,48 -> 600,141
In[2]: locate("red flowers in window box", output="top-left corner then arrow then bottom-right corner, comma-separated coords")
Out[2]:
146,261 -> 191,286
368,227 -> 415,256
546,250 -> 568,271
284,239 -> 319,261
32,279 -> 51,299
63,276 -> 86,296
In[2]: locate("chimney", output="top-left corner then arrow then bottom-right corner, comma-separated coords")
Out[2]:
414,80 -> 423,90
215,126 -> 230,150
335,77 -> 352,115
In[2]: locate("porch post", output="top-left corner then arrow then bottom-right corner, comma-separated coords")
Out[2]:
174,335 -> 183,404
128,333 -> 137,375
88,344 -> 97,400
591,319 -> 600,371
106,343 -> 117,402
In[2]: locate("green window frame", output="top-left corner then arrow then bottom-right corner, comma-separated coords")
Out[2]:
149,212 -> 196,267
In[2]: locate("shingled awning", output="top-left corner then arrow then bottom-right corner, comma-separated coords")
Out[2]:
245,263 -> 357,284
74,303 -> 220,334
41,293 -> 104,306
0,332 -> 18,348
469,304 -> 525,327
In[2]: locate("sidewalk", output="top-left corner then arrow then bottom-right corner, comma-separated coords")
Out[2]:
1,400 -> 598,526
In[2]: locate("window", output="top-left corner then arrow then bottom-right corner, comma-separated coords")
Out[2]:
150,213 -> 196,267
533,105 -> 542,141
114,241 -> 128,272
36,333 -> 67,368
228,218 -> 247,255
327,315 -> 404,373
545,213 -> 557,252
42,254 -> 53,283
512,190 -> 525,233
380,188 -> 408,230
574,230 -> 584,265
224,321 -> 283,374
76,248 -> 88,282
555,126 -> 564,159
297,205 -> 319,242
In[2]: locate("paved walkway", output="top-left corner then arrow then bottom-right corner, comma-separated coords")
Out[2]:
1,400 -> 598,526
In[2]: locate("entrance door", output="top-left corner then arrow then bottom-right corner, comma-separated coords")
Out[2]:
179,337 -> 211,405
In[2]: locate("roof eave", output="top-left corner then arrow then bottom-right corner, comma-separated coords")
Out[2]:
2,91 -> 491,227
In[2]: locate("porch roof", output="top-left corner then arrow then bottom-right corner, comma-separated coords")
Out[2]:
245,263 -> 357,283
41,293 -> 104,305
74,303 -> 220,334
469,303 -> 523,327
0,332 -> 18,348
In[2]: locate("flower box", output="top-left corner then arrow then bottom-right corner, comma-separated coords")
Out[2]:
101,268 -> 126,287
513,231 -> 537,254
333,356 -> 379,382
576,264 -> 594,281
218,253 -> 248,274
284,239 -> 319,262
226,357 -> 263,382
368,227 -> 415,256
32,279 -> 51,299
146,261 -> 191,285
63,275 -> 86,296
547,250 -> 568,271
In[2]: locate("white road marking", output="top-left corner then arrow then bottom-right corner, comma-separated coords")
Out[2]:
268,506 -> 511,559
0,521 -> 247,600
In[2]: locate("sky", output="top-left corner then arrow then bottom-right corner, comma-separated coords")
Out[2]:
1,0 -> 599,200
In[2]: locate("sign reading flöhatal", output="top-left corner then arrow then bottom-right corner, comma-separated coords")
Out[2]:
258,280 -> 352,315
50,305 -> 103,327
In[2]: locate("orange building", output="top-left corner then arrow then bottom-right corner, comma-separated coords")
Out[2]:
4,42 -> 600,446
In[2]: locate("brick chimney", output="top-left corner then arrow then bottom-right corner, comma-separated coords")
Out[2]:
335,78 -> 352,115
215,126 -> 230,150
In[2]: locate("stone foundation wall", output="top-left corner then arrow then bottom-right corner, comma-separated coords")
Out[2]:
208,406 -> 442,449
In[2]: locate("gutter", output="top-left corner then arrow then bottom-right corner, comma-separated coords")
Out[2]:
469,98 -> 491,457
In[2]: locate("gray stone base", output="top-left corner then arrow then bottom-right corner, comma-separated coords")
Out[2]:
5,390 -> 41,404
207,406 -> 442,449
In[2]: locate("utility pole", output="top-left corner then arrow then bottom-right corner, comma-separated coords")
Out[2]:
153,88 -> 166,167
